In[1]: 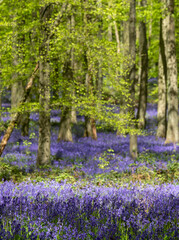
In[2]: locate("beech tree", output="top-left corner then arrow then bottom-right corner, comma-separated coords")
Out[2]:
0,0 -> 159,163
137,0 -> 148,129
129,0 -> 138,159
164,0 -> 178,145
156,0 -> 178,146
156,13 -> 167,138
36,5 -> 52,167
58,12 -> 76,142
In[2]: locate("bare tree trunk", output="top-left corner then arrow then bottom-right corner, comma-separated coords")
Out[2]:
129,0 -> 138,159
156,17 -> 167,138
0,63 -> 39,156
137,0 -> 148,129
71,14 -> 77,124
117,20 -> 129,136
71,106 -> 77,124
83,71 -> 97,140
58,56 -> 73,141
84,116 -> 92,138
108,23 -> 112,41
165,0 -> 178,145
11,82 -> 30,136
58,106 -> 73,142
114,21 -> 120,54
58,11 -> 77,140
84,116 -> 97,140
36,6 -> 52,167
91,118 -> 97,140
147,1 -> 152,49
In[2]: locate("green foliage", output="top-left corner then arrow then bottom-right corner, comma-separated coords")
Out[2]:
0,0 -> 143,135
0,0 -> 174,138
97,148 -> 115,170
0,157 -> 23,181
22,140 -> 32,155
136,151 -> 157,165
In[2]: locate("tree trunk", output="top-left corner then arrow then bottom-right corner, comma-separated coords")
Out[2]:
58,57 -> 73,141
137,0 -> 148,129
165,0 -> 178,144
83,70 -> 97,140
20,111 -> 30,137
129,0 -> 138,159
84,116 -> 97,140
114,21 -> 120,54
156,17 -> 167,138
71,106 -> 77,124
36,6 -> 51,167
11,82 -> 30,136
117,20 -> 129,136
58,106 -> 73,142
71,14 -> 77,125
84,116 -> 92,138
0,89 -> 1,120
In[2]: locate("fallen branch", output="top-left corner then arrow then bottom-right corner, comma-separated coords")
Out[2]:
0,63 -> 39,156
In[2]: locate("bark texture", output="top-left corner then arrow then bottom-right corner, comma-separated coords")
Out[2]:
165,0 -> 178,144
58,12 -> 77,141
71,14 -> 77,125
83,69 -> 97,140
129,0 -> 138,159
36,6 -> 51,167
156,17 -> 167,138
84,116 -> 97,140
71,107 -> 77,124
58,58 -> 73,142
137,0 -> 148,129
114,21 -> 120,54
117,20 -> 128,136
11,82 -> 30,136
58,107 -> 73,142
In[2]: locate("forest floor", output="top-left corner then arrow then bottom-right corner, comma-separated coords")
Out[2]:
0,103 -> 178,239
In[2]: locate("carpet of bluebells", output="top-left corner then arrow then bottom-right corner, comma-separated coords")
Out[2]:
0,100 -> 179,239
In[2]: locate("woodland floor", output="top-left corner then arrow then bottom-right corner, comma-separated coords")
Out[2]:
0,102 -> 178,239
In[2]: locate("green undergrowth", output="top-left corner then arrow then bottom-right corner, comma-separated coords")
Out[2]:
0,152 -> 178,187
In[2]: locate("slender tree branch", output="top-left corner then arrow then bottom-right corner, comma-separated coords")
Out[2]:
0,63 -> 39,156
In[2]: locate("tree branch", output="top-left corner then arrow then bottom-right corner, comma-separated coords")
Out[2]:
0,63 -> 39,156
